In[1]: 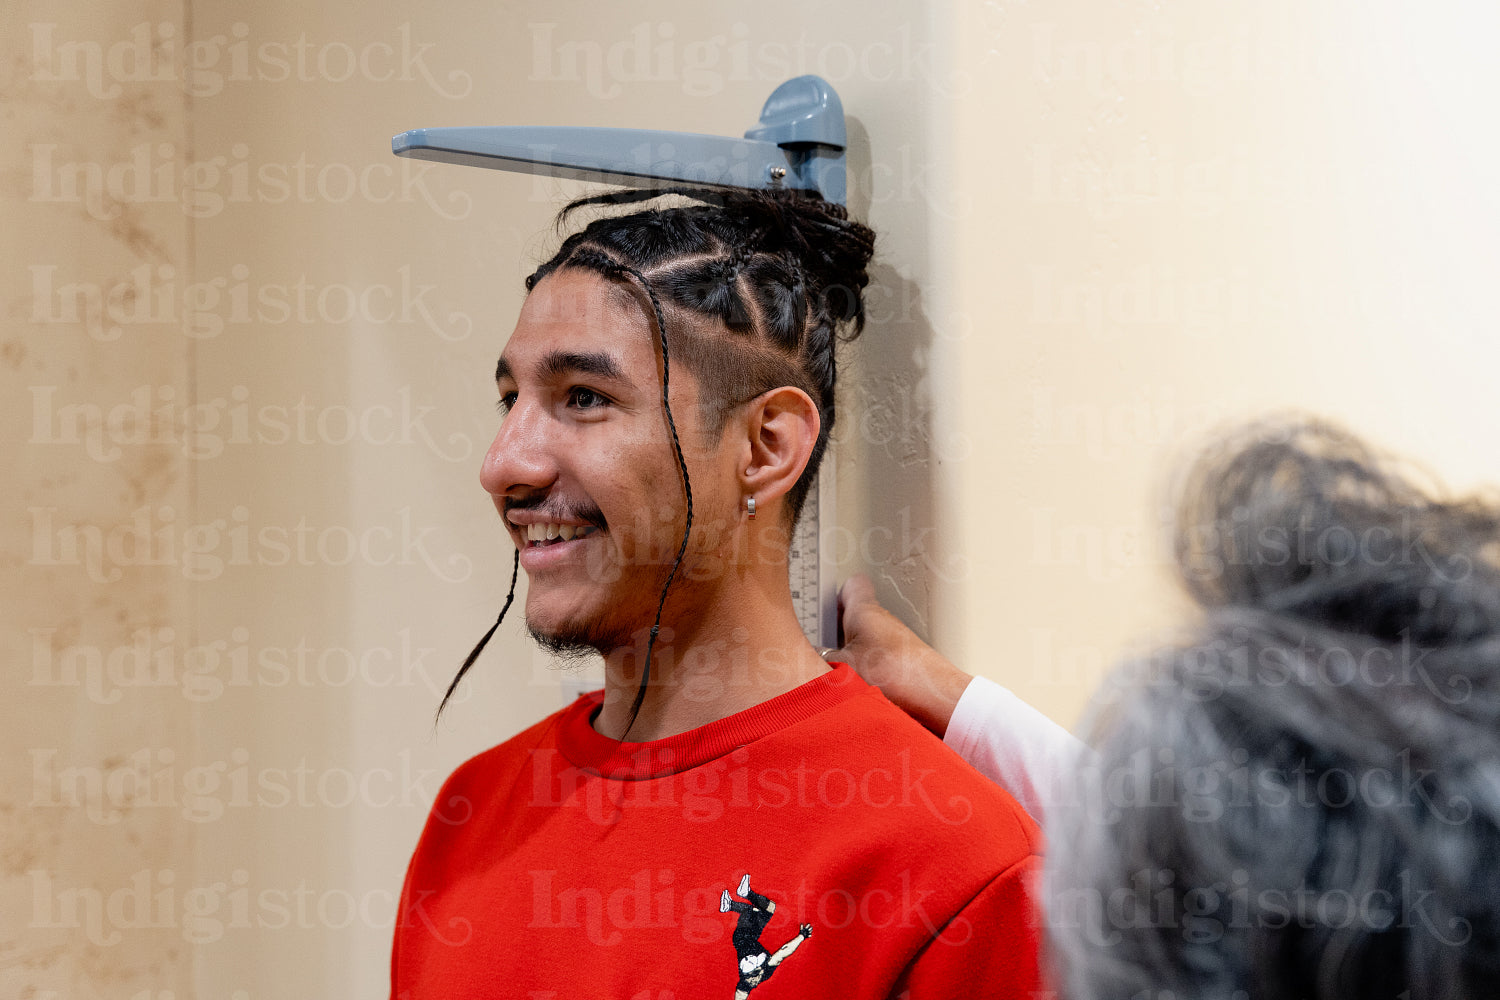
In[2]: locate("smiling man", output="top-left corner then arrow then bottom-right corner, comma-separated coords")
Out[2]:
487,268 -> 831,736
390,189 -> 1044,998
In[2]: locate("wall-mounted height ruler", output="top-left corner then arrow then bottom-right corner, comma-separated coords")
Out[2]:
790,460 -> 838,648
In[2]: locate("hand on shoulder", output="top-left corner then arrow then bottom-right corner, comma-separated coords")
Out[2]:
825,574 -> 974,738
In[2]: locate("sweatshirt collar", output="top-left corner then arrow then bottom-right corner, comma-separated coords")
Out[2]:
556,663 -> 866,779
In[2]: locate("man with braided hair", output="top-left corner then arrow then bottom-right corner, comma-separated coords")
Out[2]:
391,190 -> 1043,999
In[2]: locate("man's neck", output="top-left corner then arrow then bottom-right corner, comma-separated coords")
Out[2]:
590,584 -> 829,742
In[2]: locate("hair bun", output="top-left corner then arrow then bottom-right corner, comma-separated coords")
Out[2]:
558,186 -> 875,338
1173,417 -> 1500,647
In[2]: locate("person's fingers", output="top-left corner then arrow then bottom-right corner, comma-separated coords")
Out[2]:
830,575 -> 969,736
837,573 -> 876,615
836,574 -> 882,648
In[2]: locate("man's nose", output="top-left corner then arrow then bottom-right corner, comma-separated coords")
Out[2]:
479,401 -> 557,498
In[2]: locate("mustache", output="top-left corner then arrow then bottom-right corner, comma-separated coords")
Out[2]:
503,492 -> 607,529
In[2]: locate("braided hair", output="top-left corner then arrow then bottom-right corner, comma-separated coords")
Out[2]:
438,187 -> 877,735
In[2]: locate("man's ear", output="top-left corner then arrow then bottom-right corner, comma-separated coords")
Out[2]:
738,387 -> 820,511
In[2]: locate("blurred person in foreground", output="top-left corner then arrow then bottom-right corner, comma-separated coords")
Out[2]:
837,417 -> 1500,998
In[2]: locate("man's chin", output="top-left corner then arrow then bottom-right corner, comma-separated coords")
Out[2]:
525,614 -> 630,663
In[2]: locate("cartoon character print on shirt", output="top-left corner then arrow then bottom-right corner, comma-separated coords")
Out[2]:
719,874 -> 813,999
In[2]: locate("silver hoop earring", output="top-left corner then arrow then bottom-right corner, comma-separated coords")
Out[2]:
746,496 -> 756,520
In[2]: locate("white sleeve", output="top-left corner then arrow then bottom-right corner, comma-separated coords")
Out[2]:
942,675 -> 1082,826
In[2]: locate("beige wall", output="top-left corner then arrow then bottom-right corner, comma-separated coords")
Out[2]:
944,0 -> 1500,725
7,0 -> 1500,995
4,1 -> 196,996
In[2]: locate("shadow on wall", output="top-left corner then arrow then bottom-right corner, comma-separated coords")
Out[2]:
837,114 -> 953,640
840,259 -> 956,638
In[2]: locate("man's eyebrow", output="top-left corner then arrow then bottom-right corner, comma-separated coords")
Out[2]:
538,350 -> 627,382
495,350 -> 628,386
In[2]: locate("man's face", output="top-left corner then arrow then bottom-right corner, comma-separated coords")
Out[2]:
481,268 -> 725,653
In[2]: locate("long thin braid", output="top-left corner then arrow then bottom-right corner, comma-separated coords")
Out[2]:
569,249 -> 695,741
435,549 -> 519,724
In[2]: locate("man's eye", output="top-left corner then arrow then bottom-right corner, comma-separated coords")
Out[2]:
568,387 -> 608,410
496,392 -> 517,414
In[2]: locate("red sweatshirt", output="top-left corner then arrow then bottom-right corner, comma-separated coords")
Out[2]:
392,665 -> 1043,999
